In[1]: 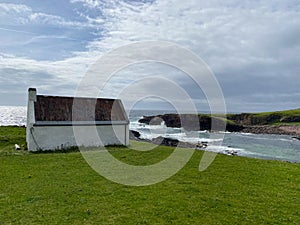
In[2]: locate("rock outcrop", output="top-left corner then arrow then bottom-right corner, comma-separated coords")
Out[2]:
129,130 -> 141,139
129,130 -> 207,149
138,113 -> 300,138
138,114 -> 244,132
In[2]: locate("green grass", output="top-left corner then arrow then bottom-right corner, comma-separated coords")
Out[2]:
0,126 -> 27,156
273,122 -> 300,126
202,109 -> 300,126
226,109 -> 300,126
254,109 -> 300,125
0,127 -> 300,224
254,109 -> 300,117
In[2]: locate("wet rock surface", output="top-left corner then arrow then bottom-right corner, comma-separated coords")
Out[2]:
242,125 -> 300,137
129,130 -> 141,140
129,130 -> 207,149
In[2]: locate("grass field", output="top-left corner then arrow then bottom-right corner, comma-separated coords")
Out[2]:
0,126 -> 299,224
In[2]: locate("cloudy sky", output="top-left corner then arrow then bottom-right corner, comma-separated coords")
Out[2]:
0,0 -> 299,112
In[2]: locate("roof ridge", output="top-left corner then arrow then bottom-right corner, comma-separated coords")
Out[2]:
37,95 -> 120,101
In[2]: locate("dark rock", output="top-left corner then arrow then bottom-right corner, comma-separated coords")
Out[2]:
129,130 -> 141,139
152,136 -> 179,147
139,114 -> 244,132
129,133 -> 207,149
151,136 -> 207,149
226,123 -> 244,132
224,150 -> 238,156
292,136 -> 300,141
280,116 -> 300,123
139,114 -> 183,128
149,116 -> 164,125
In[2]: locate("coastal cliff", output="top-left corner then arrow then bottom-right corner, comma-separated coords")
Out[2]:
138,114 -> 244,132
138,109 -> 300,137
227,111 -> 300,126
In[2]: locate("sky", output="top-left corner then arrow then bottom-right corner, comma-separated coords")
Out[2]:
0,0 -> 299,112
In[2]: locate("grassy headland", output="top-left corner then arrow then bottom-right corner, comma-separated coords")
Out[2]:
227,108 -> 300,126
0,126 -> 299,224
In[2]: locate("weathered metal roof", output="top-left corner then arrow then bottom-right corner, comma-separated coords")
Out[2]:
34,95 -> 128,122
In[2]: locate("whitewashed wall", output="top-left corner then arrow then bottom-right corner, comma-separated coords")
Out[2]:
27,124 -> 129,151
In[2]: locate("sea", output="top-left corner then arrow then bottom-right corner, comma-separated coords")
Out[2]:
1,106 -> 300,163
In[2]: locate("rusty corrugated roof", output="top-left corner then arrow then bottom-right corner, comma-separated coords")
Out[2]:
34,95 -> 127,122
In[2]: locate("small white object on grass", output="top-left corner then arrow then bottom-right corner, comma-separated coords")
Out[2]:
15,144 -> 21,150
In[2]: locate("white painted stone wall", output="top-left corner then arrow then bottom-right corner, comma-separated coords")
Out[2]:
26,88 -> 36,144
28,124 -> 129,151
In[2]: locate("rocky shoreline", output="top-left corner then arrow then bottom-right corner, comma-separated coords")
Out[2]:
130,112 -> 300,158
242,125 -> 300,138
129,130 -> 208,149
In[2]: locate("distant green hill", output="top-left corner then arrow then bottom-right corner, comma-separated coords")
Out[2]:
227,109 -> 300,126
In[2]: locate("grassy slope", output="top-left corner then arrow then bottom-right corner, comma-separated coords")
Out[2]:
0,126 -> 27,156
0,127 -> 300,224
254,109 -> 300,116
197,109 -> 300,126
252,109 -> 300,124
226,109 -> 300,126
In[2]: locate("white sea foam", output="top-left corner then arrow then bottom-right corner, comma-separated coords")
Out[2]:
138,130 -> 224,144
217,131 -> 232,134
237,132 -> 293,142
206,145 -> 244,154
198,130 -> 208,133
179,137 -> 223,143
239,132 -> 255,136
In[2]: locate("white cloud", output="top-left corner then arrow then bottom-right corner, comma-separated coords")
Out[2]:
0,3 -> 32,25
0,3 -> 31,14
0,3 -> 93,28
1,0 -> 300,111
85,0 -> 300,72
0,53 -> 94,91
70,0 -> 102,8
84,0 -> 300,111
